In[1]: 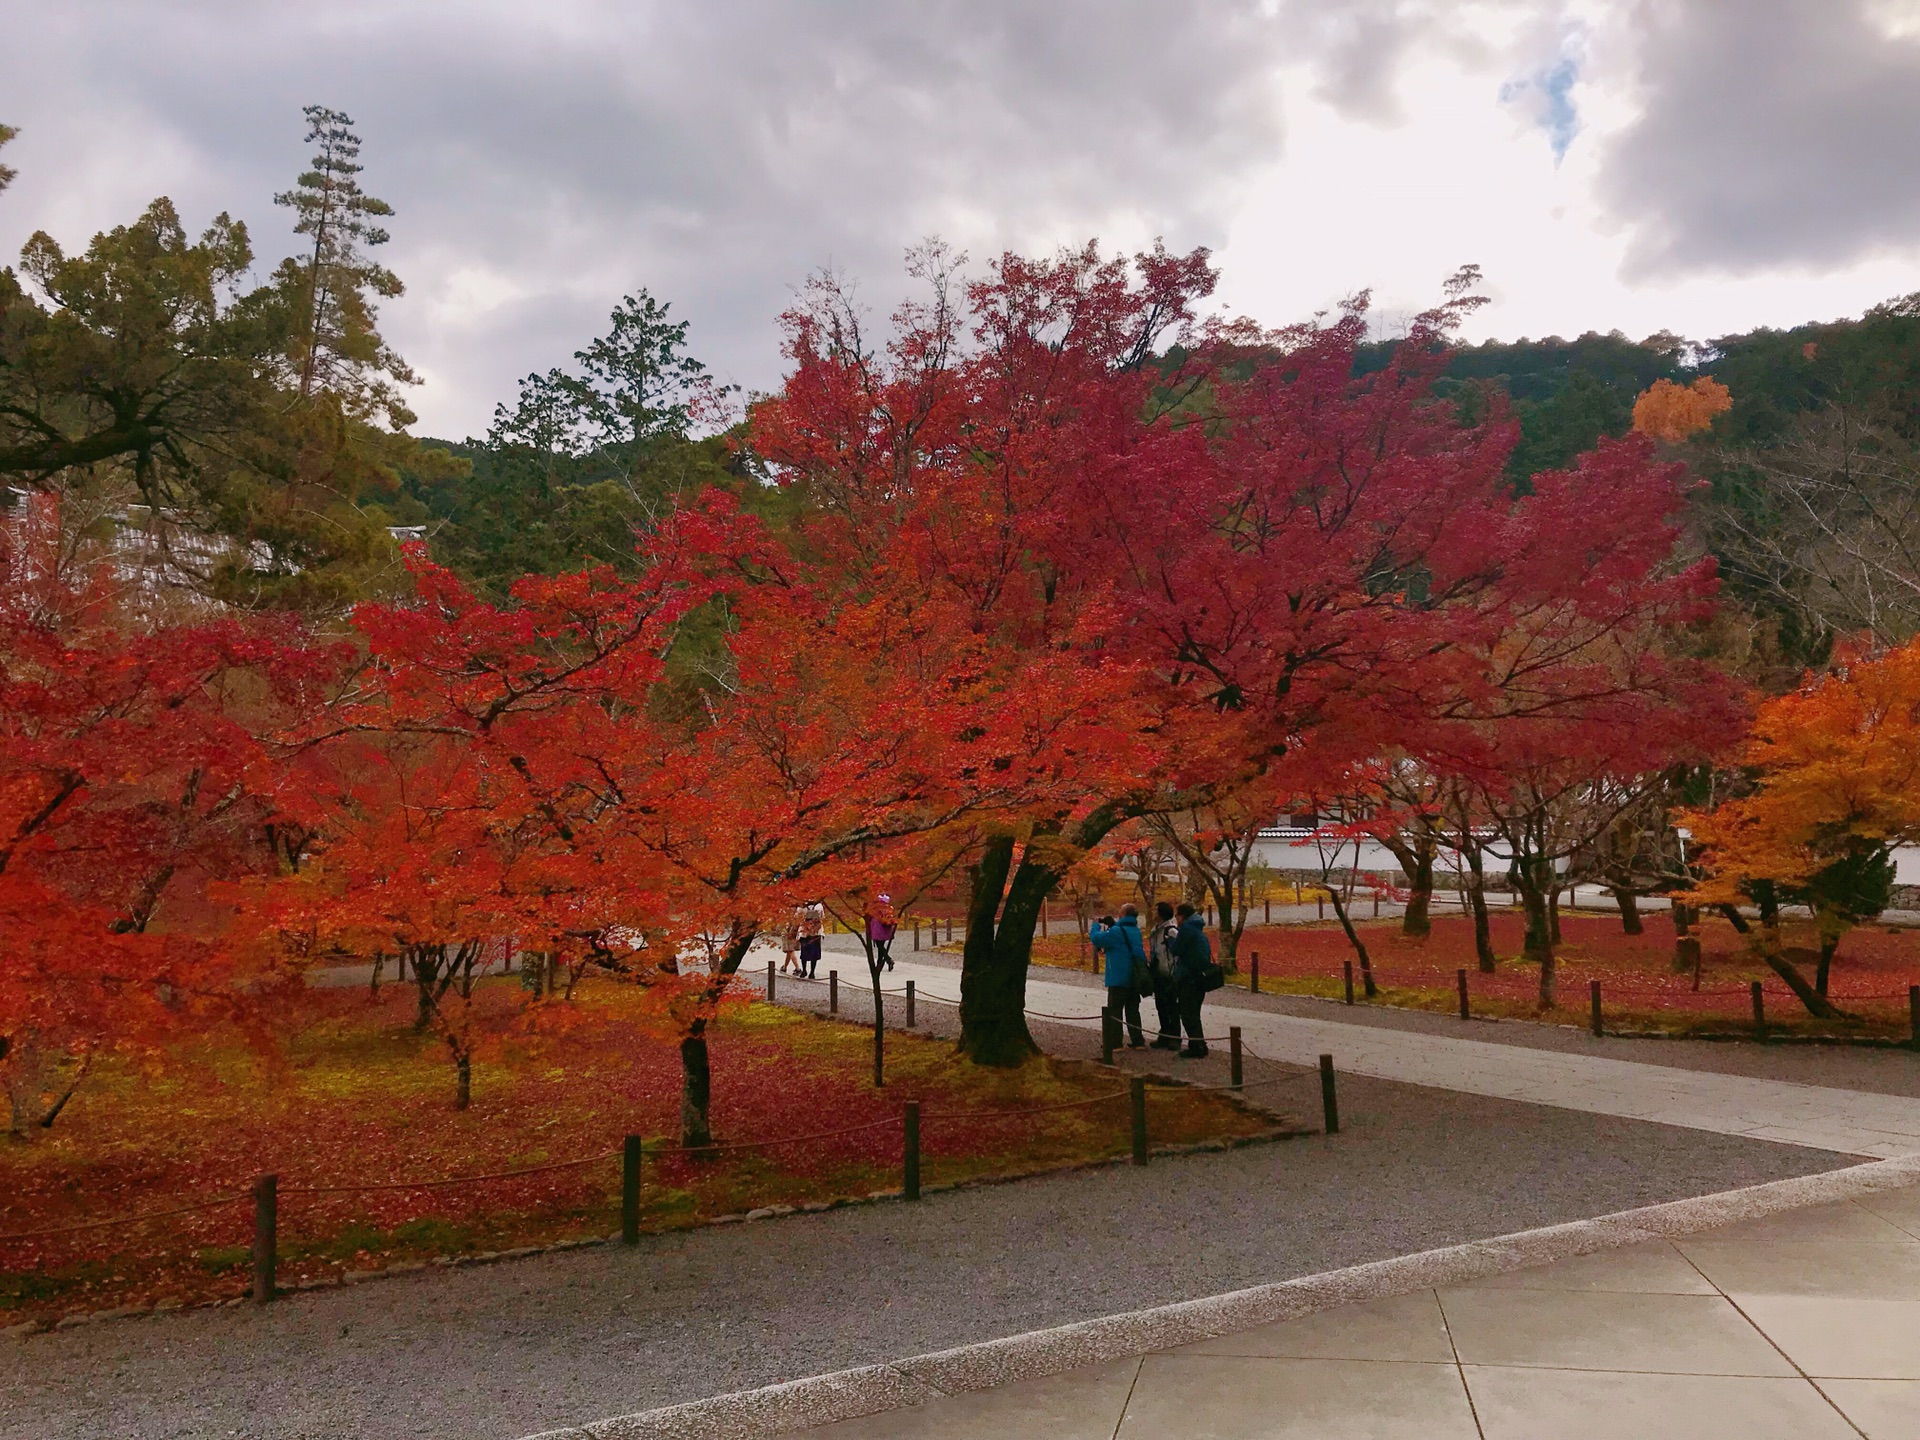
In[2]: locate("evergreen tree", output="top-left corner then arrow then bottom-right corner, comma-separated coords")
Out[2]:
272,105 -> 417,427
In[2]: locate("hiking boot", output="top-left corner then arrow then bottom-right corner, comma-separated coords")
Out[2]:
1177,1045 -> 1210,1060
1127,1038 -> 1146,1049
1150,1037 -> 1180,1051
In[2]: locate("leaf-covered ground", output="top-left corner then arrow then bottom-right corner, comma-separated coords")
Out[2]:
1030,911 -> 1920,1036
0,981 -> 1274,1321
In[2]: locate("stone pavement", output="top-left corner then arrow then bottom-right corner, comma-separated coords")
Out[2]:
803,951 -> 1920,1157
790,1190 -> 1920,1439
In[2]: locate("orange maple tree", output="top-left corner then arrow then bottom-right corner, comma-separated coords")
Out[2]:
1686,638 -> 1920,1014
1631,376 -> 1732,442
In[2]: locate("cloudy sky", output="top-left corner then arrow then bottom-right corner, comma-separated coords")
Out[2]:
5,0 -> 1919,439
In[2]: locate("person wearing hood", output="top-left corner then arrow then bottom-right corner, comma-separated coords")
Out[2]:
867,893 -> 899,972
1089,904 -> 1148,1049
1171,903 -> 1212,1058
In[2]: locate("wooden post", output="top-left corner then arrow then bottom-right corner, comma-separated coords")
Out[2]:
1910,985 -> 1920,1051
1041,901 -> 1048,938
1229,1027 -> 1243,1091
913,920 -> 921,952
1317,895 -> 1325,920
1264,896 -> 1271,924
766,960 -> 776,1004
1319,1055 -> 1339,1135
1457,968 -> 1470,1021
1372,890 -> 1380,918
945,917 -> 953,944
829,969 -> 839,1014
1751,981 -> 1766,1036
903,1102 -> 921,1201
1589,980 -> 1603,1038
252,1173 -> 277,1304
621,1135 -> 641,1244
1250,951 -> 1260,995
1343,960 -> 1355,1006
1130,1077 -> 1148,1166
905,979 -> 916,1029
1102,1006 -> 1118,1065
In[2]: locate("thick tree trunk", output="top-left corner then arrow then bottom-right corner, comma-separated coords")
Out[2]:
1672,902 -> 1695,938
1464,845 -> 1496,972
957,835 -> 1042,1067
1379,832 -> 1436,939
1325,886 -> 1378,997
1816,936 -> 1838,999
680,1028 -> 713,1150
1717,903 -> 1752,935
1548,886 -> 1562,945
1613,887 -> 1643,935
1754,880 -> 1780,928
453,1049 -> 471,1111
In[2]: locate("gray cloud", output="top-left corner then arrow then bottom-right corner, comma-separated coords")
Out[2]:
1596,0 -> 1920,279
0,1 -> 1287,436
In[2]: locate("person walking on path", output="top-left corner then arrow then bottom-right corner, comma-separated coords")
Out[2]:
1147,901 -> 1182,1050
1171,902 -> 1215,1059
1090,907 -> 1147,1048
798,900 -> 825,979
780,909 -> 802,975
866,894 -> 899,972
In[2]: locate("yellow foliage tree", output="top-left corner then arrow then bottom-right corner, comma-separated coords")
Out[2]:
1632,377 -> 1732,443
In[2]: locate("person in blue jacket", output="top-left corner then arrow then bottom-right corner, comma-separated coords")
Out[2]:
1170,902 -> 1212,1058
1089,905 -> 1147,1048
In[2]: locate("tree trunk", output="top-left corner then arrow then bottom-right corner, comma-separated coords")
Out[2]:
1612,887 -> 1643,935
1548,886 -> 1562,945
1515,858 -> 1556,1008
1717,903 -> 1751,935
1324,885 -> 1378,997
411,945 -> 439,1034
1755,930 -> 1847,1019
957,835 -> 1042,1067
1816,935 -> 1838,999
1754,880 -> 1780,928
1378,831 -> 1436,939
675,926 -> 758,1149
1464,844 -> 1496,972
453,1049 -> 471,1111
1672,902 -> 1694,938
680,1028 -> 713,1150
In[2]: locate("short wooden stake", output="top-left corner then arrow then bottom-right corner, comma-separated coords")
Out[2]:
1589,980 -> 1603,1037
1041,902 -> 1049,938
1264,896 -> 1271,924
829,969 -> 839,1014
766,960 -> 776,1003
945,917 -> 953,943
903,1102 -> 921,1201
1751,981 -> 1766,1036
1101,1006 -> 1119,1065
1130,1077 -> 1148,1166
1372,891 -> 1380,918
1343,960 -> 1355,1006
1319,1054 -> 1339,1135
1229,1027 -> 1243,1091
913,920 -> 921,952
251,1173 -> 277,1304
1250,951 -> 1260,995
621,1135 -> 641,1244
905,979 -> 916,1028
1457,968 -> 1470,1021
1910,985 -> 1920,1051
1317,895 -> 1325,920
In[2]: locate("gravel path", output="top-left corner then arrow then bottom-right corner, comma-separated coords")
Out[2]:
3,1067 -> 1843,1439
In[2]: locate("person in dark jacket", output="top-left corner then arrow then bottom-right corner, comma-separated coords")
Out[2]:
1089,907 -> 1147,1048
1170,903 -> 1211,1058
1147,901 -> 1182,1050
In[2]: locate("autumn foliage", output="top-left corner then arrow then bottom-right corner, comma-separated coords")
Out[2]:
1632,376 -> 1732,442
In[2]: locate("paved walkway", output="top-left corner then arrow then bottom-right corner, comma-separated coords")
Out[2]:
791,1189 -> 1920,1439
799,951 -> 1920,1158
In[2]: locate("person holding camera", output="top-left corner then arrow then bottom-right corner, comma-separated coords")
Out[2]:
1090,905 -> 1148,1048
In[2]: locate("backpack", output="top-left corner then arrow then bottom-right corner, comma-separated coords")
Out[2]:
1194,928 -> 1225,991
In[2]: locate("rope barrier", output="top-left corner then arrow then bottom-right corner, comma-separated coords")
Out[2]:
283,1150 -> 620,1195
0,1193 -> 247,1244
645,1114 -> 905,1156
922,1089 -> 1129,1121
